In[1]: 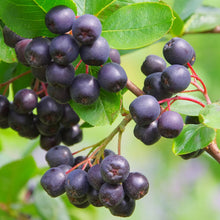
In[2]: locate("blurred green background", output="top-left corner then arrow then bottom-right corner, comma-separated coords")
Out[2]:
1,33 -> 220,220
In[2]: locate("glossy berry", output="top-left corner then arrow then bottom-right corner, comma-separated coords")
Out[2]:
40,167 -> 66,197
98,63 -> 127,92
24,37 -> 51,67
109,48 -> 121,64
73,201 -> 90,208
158,111 -> 184,138
73,156 -> 90,172
180,149 -> 204,160
49,35 -> 79,65
31,66 -> 47,82
37,96 -> 63,125
99,183 -> 124,208
45,145 -> 75,167
129,95 -> 160,126
80,36 -> 110,66
72,14 -> 102,45
65,169 -> 90,198
161,65 -> 191,93
141,55 -> 166,76
87,164 -> 104,190
3,26 -> 24,48
58,164 -> 72,174
87,187 -> 103,207
18,123 -> 39,139
40,134 -> 62,151
36,119 -> 60,136
123,172 -> 149,200
134,120 -> 161,145
47,85 -> 71,104
70,74 -> 100,105
67,193 -> 88,205
45,5 -> 75,34
15,39 -> 32,66
60,104 -> 80,127
60,124 -> 83,146
100,155 -> 130,184
46,63 -> 75,88
109,195 -> 135,217
163,37 -> 194,65
143,72 -> 173,101
0,95 -> 10,121
13,89 -> 38,114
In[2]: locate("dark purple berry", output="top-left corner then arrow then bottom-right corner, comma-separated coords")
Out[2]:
134,120 -> 161,145
45,5 -> 75,34
158,111 -> 184,138
123,172 -> 149,200
36,118 -> 60,136
143,72 -> 173,101
65,169 -> 90,198
0,95 -> 10,121
98,63 -> 127,92
13,89 -> 38,114
31,66 -> 47,82
40,167 -> 66,197
161,65 -> 191,93
60,124 -> 83,146
109,48 -> 121,64
99,183 -> 124,208
80,36 -> 110,66
87,164 -> 104,190
67,193 -> 88,205
24,38 -> 51,67
40,134 -> 62,151
163,37 -> 195,65
45,145 -> 75,167
87,187 -> 103,207
141,55 -> 166,76
180,149 -> 204,160
49,35 -> 79,65
100,155 -> 130,184
72,14 -> 102,45
129,95 -> 160,126
70,74 -> 100,105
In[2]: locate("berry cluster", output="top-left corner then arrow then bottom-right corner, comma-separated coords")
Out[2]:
131,37 -> 196,145
41,148 -> 149,217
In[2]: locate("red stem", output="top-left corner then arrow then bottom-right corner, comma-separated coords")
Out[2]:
40,82 -> 48,96
3,84 -> 10,96
86,65 -> 89,74
75,59 -> 82,71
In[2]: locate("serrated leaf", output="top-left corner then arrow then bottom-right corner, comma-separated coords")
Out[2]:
34,184 -> 70,220
0,26 -> 17,63
171,93 -> 206,116
173,0 -> 203,20
199,102 -> 220,129
102,2 -> 174,49
70,89 -> 122,126
0,156 -> 37,203
0,0 -> 77,38
185,6 -> 220,33
172,124 -> 216,155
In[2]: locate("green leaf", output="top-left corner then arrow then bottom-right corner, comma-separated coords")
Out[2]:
0,61 -> 17,95
184,6 -> 220,33
22,137 -> 40,157
0,156 -> 37,203
102,2 -> 174,49
34,183 -> 70,220
73,0 -> 85,15
70,89 -> 122,126
169,11 -> 184,36
203,0 -> 220,8
12,64 -> 33,95
173,0 -> 203,20
199,102 -> 220,129
80,122 -> 94,128
172,124 -> 216,155
170,93 -> 206,116
0,26 -> 17,63
0,0 -> 76,38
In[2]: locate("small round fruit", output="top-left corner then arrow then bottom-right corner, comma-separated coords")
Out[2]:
45,5 -> 75,34
123,172 -> 149,200
87,164 -> 104,190
70,74 -> 100,105
72,14 -> 102,45
100,155 -> 130,184
40,134 -> 62,151
158,111 -> 184,138
0,95 -> 10,121
141,55 -> 166,76
98,63 -> 127,92
80,36 -> 110,66
129,95 -> 160,126
109,48 -> 121,64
